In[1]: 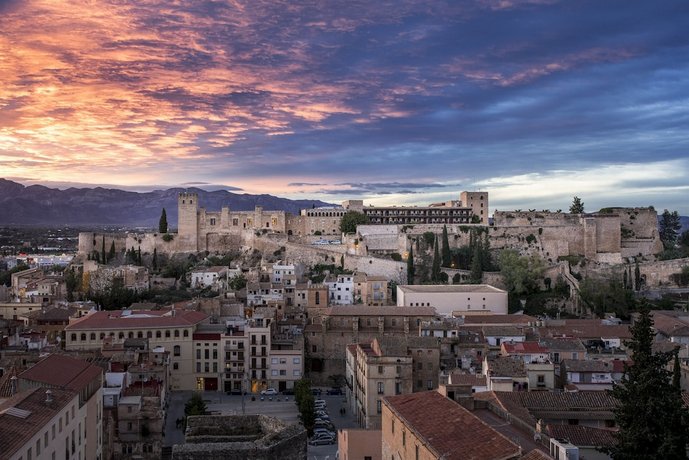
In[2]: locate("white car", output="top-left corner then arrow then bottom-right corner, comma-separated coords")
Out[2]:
260,388 -> 278,396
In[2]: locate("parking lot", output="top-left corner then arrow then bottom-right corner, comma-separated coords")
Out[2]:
165,390 -> 357,459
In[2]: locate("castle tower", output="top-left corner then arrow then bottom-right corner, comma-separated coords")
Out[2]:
178,192 -> 199,251
460,191 -> 489,224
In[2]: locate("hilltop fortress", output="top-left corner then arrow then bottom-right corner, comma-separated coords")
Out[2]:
78,191 -> 663,268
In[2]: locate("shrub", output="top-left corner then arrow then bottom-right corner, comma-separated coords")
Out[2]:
162,233 -> 174,242
526,234 -> 537,244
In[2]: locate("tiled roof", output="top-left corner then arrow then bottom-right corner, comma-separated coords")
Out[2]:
324,306 -> 437,316
538,324 -> 631,340
481,326 -> 525,337
384,391 -> 520,460
19,354 -> 102,391
463,314 -> 537,325
448,373 -> 487,386
0,387 -> 76,459
502,341 -> 548,354
492,390 -> 617,412
520,450 -> 553,460
65,309 -> 208,330
546,424 -> 617,447
488,357 -> 526,377
539,337 -> 586,352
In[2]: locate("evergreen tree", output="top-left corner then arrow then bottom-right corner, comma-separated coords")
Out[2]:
481,232 -> 491,270
137,246 -> 142,266
659,209 -> 682,249
108,241 -> 116,262
339,211 -> 369,234
569,196 -> 585,214
441,225 -> 451,267
152,248 -> 158,271
101,236 -> 106,266
634,262 -> 641,291
623,269 -> 629,290
673,353 -> 681,391
431,236 -> 441,282
470,244 -> 483,284
159,208 -> 168,234
605,305 -> 689,459
407,245 -> 415,283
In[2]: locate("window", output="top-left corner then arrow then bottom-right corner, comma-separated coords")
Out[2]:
293,357 -> 300,364
89,333 -> 95,340
173,362 -> 179,370
165,330 -> 170,338
196,349 -> 201,359
377,400 -> 382,414
272,370 -> 279,376
392,419 -> 395,433
403,430 -> 406,446
312,345 -> 317,353
427,380 -> 433,390
204,363 -> 209,373
183,329 -> 189,337
272,357 -> 279,364
196,362 -> 201,372
80,333 -> 86,341
293,369 -> 301,377
137,331 -> 143,338
147,331 -> 152,338
174,330 -> 180,338
280,369 -> 286,376
71,333 -> 76,341
174,345 -> 181,356
377,382 -> 384,394
210,218 -> 216,226
378,365 -> 384,374
205,349 -> 209,359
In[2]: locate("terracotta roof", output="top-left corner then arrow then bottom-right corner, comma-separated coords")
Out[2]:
538,324 -> 631,340
488,357 -> 526,378
0,387 -> 77,459
502,341 -> 548,354
538,337 -> 586,352
481,326 -> 525,337
65,309 -> 208,330
463,314 -> 537,325
384,391 -> 520,460
324,305 -> 437,316
520,450 -> 553,460
448,373 -> 487,387
546,424 -> 617,447
19,354 -> 102,391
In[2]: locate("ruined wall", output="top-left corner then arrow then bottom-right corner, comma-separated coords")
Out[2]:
638,258 -> 689,287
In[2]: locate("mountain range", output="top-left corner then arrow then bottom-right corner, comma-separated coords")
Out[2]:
0,179 -> 332,227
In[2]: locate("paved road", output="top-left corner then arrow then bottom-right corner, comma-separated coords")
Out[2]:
163,390 -> 358,459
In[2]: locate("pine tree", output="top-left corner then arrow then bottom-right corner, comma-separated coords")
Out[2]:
659,209 -> 682,249
431,236 -> 441,282
159,208 -> 168,234
407,245 -> 415,284
605,305 -> 689,459
441,225 -> 451,267
569,196 -> 584,214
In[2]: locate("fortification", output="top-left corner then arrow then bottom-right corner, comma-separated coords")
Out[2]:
178,192 -> 199,252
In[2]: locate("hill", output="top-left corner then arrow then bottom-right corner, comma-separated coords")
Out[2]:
0,179 -> 332,227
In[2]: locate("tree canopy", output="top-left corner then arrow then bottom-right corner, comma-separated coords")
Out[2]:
498,249 -> 545,296
606,304 -> 689,459
659,209 -> 682,250
339,211 -> 369,234
569,196 -> 585,214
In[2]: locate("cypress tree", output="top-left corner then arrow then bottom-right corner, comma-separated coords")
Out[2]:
623,269 -> 629,290
137,246 -> 142,266
407,246 -> 415,284
101,236 -> 106,265
470,244 -> 483,284
108,241 -> 116,262
159,208 -> 168,234
634,262 -> 641,291
152,248 -> 158,271
481,232 -> 491,270
673,353 -> 681,391
441,225 -> 451,267
605,305 -> 689,458
431,236 -> 441,282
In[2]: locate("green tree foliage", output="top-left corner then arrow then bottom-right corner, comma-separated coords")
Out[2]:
431,235 -> 441,282
441,225 -> 451,267
101,236 -> 106,266
88,276 -> 138,310
569,196 -> 585,214
294,379 -> 316,434
228,274 -> 247,291
634,262 -> 642,291
184,393 -> 207,418
605,304 -> 689,459
407,245 -> 415,283
659,209 -> 682,250
64,268 -> 81,302
339,211 -> 369,234
159,208 -> 168,234
498,250 -> 545,296
579,276 -> 635,319
469,244 -> 483,284
422,231 -> 435,247
152,248 -> 158,271
0,263 -> 30,286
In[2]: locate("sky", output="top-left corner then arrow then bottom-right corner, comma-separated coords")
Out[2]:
1,0 -> 688,214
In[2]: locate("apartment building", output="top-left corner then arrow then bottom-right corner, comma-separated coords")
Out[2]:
397,284 -> 508,316
190,266 -> 228,289
64,309 -> 208,390
17,354 -> 104,460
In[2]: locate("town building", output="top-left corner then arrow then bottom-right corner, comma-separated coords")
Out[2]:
190,266 -> 228,290
397,284 -> 508,316
381,391 -> 522,460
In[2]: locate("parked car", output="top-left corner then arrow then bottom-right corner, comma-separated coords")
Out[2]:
261,388 -> 278,396
309,436 -> 335,446
311,388 -> 322,396
314,399 -> 327,406
313,428 -> 336,437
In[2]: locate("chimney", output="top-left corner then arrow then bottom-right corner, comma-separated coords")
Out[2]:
45,389 -> 53,405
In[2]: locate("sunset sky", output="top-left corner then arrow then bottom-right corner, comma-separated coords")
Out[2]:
1,0 -> 688,213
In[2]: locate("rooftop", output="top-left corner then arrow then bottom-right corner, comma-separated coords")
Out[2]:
65,309 -> 208,330
546,424 -> 616,448
502,341 -> 548,355
19,354 -> 102,391
462,314 -> 537,325
324,305 -> 437,317
384,391 -> 521,460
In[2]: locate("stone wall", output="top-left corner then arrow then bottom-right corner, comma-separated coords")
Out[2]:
638,258 -> 689,287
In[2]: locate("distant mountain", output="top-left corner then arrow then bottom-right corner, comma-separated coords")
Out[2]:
0,179 -> 333,227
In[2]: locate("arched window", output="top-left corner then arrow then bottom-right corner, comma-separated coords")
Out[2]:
156,331 -> 161,338
183,330 -> 189,338
71,333 -> 77,341
165,330 -> 170,338
128,332 -> 134,339
173,345 -> 181,356
146,331 -> 152,339
80,333 -> 86,341
119,332 -> 124,339
90,333 -> 96,340
137,331 -> 143,339
174,330 -> 180,338
99,333 -> 105,340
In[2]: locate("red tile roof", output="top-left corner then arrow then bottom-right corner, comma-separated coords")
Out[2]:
546,424 -> 617,448
502,341 -> 548,354
520,450 -> 553,460
19,354 -> 102,391
384,391 -> 520,460
65,309 -> 208,330
0,387 -> 76,459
